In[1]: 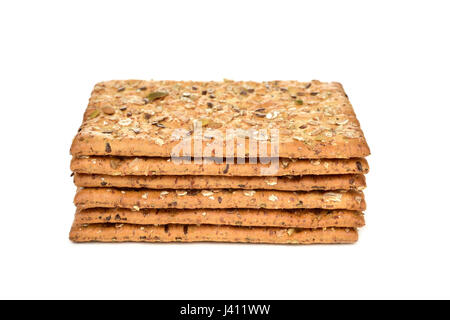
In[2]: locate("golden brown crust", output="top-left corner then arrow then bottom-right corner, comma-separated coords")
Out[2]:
71,156 -> 369,176
70,80 -> 370,159
74,173 -> 366,191
69,223 -> 358,244
74,188 -> 366,211
75,208 -> 365,228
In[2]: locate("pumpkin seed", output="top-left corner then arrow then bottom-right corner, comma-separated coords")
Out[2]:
88,109 -> 100,119
147,91 -> 168,102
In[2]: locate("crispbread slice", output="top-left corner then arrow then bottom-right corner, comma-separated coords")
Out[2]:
74,188 -> 365,211
70,80 -> 370,159
75,208 -> 365,228
69,223 -> 358,244
74,173 -> 366,191
71,156 -> 369,176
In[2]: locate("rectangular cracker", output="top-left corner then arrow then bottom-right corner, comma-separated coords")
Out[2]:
75,208 -> 365,228
74,173 -> 366,191
71,156 -> 369,176
74,188 -> 365,211
70,80 -> 370,159
69,223 -> 358,244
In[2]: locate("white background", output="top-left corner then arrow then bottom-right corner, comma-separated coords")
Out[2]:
1,0 -> 449,300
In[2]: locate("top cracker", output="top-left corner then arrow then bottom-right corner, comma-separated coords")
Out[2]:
71,80 -> 370,159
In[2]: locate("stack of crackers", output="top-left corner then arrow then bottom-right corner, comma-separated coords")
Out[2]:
69,80 -> 370,244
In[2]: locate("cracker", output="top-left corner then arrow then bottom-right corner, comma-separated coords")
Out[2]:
71,156 -> 369,176
70,80 -> 370,159
74,173 -> 366,191
69,223 -> 358,244
75,208 -> 365,228
74,188 -> 366,211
